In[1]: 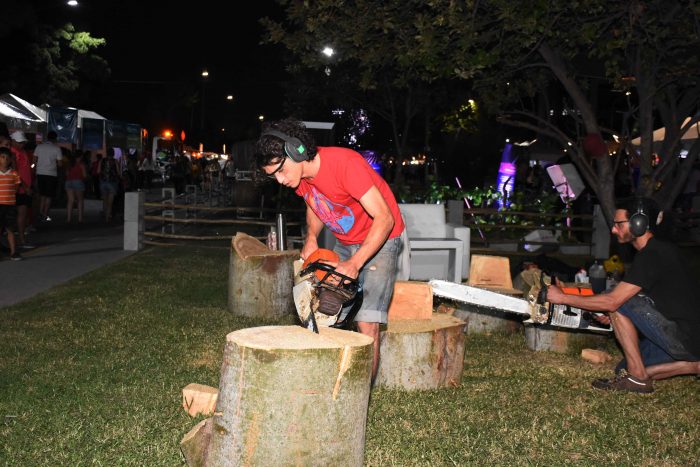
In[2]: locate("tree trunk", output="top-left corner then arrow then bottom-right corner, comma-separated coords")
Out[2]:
375,314 -> 467,390
227,232 -> 299,320
203,326 -> 374,467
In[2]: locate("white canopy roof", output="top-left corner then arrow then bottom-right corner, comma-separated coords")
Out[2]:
631,117 -> 700,145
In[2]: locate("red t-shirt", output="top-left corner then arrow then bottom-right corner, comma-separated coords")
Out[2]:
11,147 -> 32,194
295,147 -> 404,245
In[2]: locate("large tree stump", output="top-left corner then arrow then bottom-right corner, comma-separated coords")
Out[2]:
375,313 -> 468,390
228,232 -> 299,320
202,325 -> 374,467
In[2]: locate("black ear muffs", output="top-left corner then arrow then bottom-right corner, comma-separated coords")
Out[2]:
262,129 -> 309,162
629,198 -> 649,237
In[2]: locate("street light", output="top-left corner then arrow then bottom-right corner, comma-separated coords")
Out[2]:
226,95 -> 234,101
66,0 -> 79,6
322,46 -> 334,76
200,69 -> 209,131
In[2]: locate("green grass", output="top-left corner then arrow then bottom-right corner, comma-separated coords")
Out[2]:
1,247 -> 698,466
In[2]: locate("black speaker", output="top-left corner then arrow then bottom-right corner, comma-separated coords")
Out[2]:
629,198 -> 649,237
262,129 -> 309,162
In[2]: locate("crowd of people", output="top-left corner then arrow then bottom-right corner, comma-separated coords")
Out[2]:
0,126 -> 164,261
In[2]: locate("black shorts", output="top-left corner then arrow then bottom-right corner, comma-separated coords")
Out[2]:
0,204 -> 17,230
37,175 -> 57,197
15,193 -> 32,206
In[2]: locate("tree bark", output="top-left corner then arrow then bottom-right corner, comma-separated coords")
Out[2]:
227,232 -> 299,320
375,314 -> 467,390
203,326 -> 374,467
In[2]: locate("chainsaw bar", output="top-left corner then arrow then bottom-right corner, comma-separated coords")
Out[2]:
429,279 -> 611,332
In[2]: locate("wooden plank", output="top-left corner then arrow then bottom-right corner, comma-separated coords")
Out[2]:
387,281 -> 433,321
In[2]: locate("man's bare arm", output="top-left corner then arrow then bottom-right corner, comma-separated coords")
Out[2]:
334,186 -> 394,279
547,281 -> 641,312
301,206 -> 325,260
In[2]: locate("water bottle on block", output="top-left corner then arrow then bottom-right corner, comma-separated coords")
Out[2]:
589,260 -> 606,294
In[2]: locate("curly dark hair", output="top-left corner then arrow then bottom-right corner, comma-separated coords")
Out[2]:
255,118 -> 317,170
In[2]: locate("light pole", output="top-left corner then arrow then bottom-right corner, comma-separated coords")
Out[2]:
200,69 -> 209,132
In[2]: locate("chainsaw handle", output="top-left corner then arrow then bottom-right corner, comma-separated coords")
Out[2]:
299,261 -> 359,288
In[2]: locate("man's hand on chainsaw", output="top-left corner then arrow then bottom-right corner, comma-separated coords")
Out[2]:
333,260 -> 360,282
546,278 -> 567,304
300,240 -> 319,261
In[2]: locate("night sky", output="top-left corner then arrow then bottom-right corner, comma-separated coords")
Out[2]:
63,0 -> 286,144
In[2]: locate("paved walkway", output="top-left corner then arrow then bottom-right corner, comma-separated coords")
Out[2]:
0,198 -> 134,308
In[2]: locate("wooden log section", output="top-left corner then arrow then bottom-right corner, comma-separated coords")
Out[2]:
182,383 -> 218,417
387,281 -> 433,321
200,325 -> 374,467
181,418 -> 213,467
375,313 -> 468,390
524,323 -> 611,354
227,232 -> 299,320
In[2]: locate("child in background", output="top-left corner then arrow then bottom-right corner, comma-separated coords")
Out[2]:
0,147 -> 23,260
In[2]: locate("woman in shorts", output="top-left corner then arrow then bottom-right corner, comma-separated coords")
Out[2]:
65,151 -> 87,223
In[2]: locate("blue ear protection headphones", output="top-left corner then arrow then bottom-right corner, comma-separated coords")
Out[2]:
262,129 -> 309,162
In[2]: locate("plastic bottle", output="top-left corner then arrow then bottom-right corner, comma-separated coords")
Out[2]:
589,260 -> 607,294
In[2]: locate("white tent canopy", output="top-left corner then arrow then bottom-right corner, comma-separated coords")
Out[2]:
631,117 -> 700,145
0,93 -> 48,133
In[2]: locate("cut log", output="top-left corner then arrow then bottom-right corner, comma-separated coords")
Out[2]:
468,254 -> 522,295
445,300 -> 523,335
375,314 -> 467,390
227,232 -> 299,320
387,281 -> 433,321
203,325 -> 374,467
581,348 -> 613,364
182,383 -> 219,417
181,417 -> 213,467
524,323 -> 611,353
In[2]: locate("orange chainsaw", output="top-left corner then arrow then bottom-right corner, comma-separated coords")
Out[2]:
292,249 -> 362,333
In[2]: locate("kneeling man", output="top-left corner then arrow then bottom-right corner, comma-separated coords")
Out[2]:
547,197 -> 699,393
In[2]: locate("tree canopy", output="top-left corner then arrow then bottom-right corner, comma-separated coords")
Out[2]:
264,0 -> 700,218
1,1 -> 109,107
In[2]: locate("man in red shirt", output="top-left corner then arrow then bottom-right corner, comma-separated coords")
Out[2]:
9,131 -> 35,249
256,118 -> 405,379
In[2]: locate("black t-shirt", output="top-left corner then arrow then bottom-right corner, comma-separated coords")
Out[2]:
624,237 -> 700,357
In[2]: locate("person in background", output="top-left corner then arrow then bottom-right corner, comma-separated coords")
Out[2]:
0,147 -> 25,261
256,118 -> 405,380
64,151 -> 87,223
137,151 -> 155,190
8,132 -> 34,249
33,131 -> 63,222
90,152 -> 102,200
98,147 -> 121,223
547,197 -> 700,393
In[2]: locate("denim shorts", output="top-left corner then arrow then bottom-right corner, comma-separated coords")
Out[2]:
334,236 -> 401,324
65,180 -> 85,191
616,294 -> 698,370
100,181 -> 118,195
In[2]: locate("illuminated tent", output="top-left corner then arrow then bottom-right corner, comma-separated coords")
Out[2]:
0,93 -> 47,133
630,117 -> 700,145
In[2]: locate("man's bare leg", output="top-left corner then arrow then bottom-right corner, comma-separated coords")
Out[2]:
645,361 -> 700,380
610,312 -> 649,380
357,321 -> 380,380
16,205 -> 27,245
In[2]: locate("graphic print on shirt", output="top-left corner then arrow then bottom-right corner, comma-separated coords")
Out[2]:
304,186 -> 355,234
